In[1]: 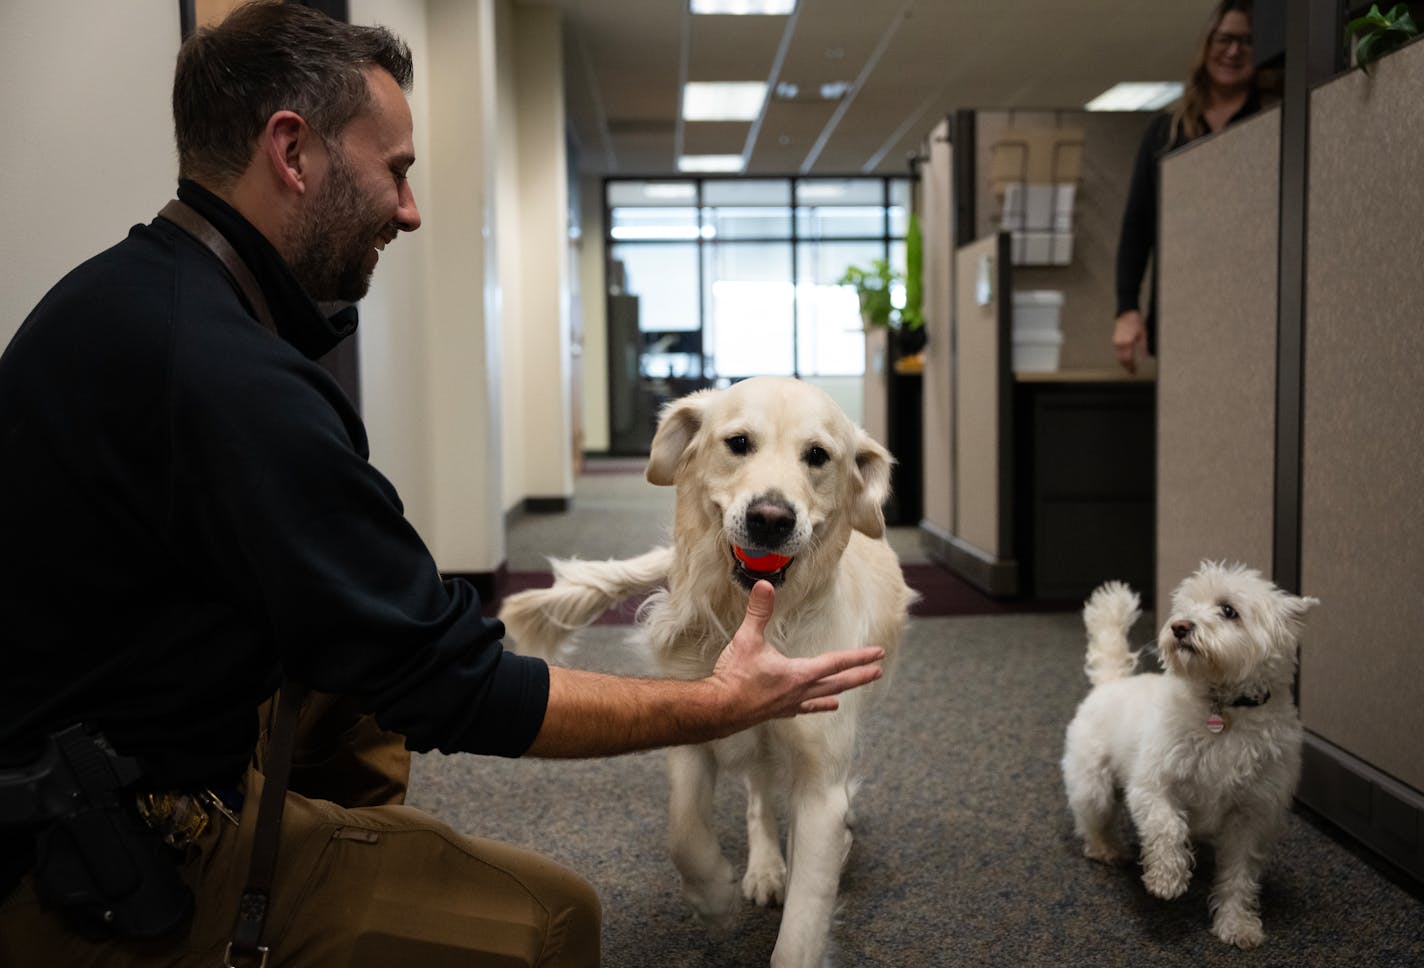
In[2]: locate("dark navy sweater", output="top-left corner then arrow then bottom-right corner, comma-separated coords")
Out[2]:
0,182 -> 549,791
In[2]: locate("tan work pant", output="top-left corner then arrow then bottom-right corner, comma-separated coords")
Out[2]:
0,692 -> 601,966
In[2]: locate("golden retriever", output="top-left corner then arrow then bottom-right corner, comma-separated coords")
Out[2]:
498,376 -> 915,968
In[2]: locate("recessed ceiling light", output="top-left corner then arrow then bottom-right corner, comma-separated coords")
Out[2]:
677,154 -> 745,173
683,81 -> 768,121
1084,82 -> 1183,111
643,184 -> 697,200
690,0 -> 796,14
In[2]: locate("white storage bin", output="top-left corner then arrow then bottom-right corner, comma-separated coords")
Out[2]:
1012,330 -> 1064,372
1012,290 -> 1065,335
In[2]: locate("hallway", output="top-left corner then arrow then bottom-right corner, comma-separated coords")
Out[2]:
410,459 -> 1424,967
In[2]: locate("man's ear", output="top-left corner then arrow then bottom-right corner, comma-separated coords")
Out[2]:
849,429 -> 894,538
646,390 -> 715,486
261,110 -> 316,194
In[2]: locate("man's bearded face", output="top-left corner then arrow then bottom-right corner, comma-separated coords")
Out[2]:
289,144 -> 393,304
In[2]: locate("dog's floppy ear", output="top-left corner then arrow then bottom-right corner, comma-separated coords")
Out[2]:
646,389 -> 714,486
849,428 -> 895,538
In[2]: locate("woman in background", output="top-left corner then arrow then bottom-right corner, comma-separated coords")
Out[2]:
1113,0 -> 1262,373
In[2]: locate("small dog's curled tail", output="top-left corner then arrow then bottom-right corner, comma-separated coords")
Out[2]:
497,546 -> 675,661
1082,581 -> 1143,686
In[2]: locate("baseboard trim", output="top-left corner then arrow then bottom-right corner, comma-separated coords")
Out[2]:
1296,730 -> 1424,888
918,520 -> 1018,597
524,496 -> 571,514
442,564 -> 508,608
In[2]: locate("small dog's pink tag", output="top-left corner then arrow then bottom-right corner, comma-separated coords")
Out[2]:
1205,713 -> 1227,734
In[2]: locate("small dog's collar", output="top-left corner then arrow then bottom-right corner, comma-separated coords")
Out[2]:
1228,689 -> 1271,708
1205,690 -> 1270,733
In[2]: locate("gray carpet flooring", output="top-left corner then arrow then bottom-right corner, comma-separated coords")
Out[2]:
408,464 -> 1424,966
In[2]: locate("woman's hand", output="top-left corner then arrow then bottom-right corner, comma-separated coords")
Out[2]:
1112,310 -> 1148,374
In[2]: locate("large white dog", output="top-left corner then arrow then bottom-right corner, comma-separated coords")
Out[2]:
499,376 -> 915,968
1061,562 -> 1319,948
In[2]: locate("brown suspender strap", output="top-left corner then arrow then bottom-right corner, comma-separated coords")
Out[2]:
224,681 -> 309,968
156,199 -> 279,335
154,200 -> 299,967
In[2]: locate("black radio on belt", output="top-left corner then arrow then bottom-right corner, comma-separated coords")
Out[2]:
0,724 -> 193,939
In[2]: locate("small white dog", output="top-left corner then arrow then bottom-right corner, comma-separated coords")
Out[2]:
500,377 -> 915,968
1061,561 -> 1319,949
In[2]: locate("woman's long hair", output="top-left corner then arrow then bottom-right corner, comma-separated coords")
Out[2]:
1170,0 -> 1255,143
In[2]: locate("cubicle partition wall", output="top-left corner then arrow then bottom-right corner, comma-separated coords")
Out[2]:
947,234 -> 1015,592
974,110 -> 1156,372
1155,40 -> 1424,884
919,107 -> 1156,601
1297,41 -> 1424,873
920,119 -> 956,538
1157,108 -> 1282,611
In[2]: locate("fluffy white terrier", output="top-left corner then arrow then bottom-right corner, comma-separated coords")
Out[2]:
1061,561 -> 1319,949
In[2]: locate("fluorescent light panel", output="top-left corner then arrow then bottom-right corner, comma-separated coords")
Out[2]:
677,154 -> 745,173
1085,82 -> 1183,112
682,81 -> 767,121
691,0 -> 795,14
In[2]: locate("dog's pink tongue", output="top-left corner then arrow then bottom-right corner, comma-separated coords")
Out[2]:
734,546 -> 792,572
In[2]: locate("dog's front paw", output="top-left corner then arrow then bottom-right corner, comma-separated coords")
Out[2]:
742,857 -> 787,906
1212,909 -> 1265,949
1141,861 -> 1190,900
682,873 -> 741,935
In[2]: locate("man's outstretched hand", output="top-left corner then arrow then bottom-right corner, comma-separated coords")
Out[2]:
710,580 -> 884,730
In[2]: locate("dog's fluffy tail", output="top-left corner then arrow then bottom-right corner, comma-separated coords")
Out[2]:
497,546 -> 675,661
1082,581 -> 1143,686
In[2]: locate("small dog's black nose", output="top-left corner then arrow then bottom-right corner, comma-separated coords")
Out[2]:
746,499 -> 796,548
1172,621 -> 1194,640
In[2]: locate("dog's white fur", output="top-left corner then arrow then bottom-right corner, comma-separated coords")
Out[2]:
499,377 -> 916,968
1061,562 -> 1319,949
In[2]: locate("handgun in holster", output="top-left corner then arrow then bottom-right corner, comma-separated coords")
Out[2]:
0,723 -> 193,939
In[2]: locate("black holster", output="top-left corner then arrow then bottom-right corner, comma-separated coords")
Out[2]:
0,725 -> 193,940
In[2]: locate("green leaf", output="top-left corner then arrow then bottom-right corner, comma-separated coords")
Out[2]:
1356,32 -> 1381,72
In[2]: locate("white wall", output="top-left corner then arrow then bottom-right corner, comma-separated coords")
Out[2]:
0,0 -> 179,349
4,0 -> 575,575
420,0 -> 506,571
513,5 -> 574,500
579,174 -> 610,452
350,0 -> 437,537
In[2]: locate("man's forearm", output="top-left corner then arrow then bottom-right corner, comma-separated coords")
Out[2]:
524,666 -> 733,758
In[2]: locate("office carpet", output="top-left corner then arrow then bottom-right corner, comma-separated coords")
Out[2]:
428,462 -> 1422,965
492,562 -> 1072,622
409,614 -> 1424,967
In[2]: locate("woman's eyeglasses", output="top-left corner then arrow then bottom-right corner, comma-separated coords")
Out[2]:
1210,30 -> 1254,51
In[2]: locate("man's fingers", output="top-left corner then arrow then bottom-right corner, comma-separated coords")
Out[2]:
798,697 -> 840,715
802,664 -> 883,701
801,646 -> 884,680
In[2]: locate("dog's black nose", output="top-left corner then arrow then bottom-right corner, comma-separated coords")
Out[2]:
746,499 -> 796,548
1172,621 -> 1194,640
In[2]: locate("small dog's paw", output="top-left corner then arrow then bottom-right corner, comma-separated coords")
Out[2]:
1142,863 -> 1190,900
682,874 -> 741,935
1082,837 -> 1128,866
1213,910 -> 1265,949
742,859 -> 787,906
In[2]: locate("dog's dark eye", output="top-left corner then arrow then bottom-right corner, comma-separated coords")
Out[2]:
1221,603 -> 1238,619
725,434 -> 750,456
804,445 -> 830,468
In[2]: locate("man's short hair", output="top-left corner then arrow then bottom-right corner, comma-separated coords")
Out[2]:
174,1 -> 413,187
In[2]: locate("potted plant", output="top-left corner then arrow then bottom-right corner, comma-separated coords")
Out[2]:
1345,2 -> 1420,73
837,246 -> 926,359
837,257 -> 900,330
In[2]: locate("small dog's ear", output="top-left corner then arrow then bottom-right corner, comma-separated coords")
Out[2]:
850,429 -> 895,538
646,389 -> 714,486
1283,592 -> 1321,619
